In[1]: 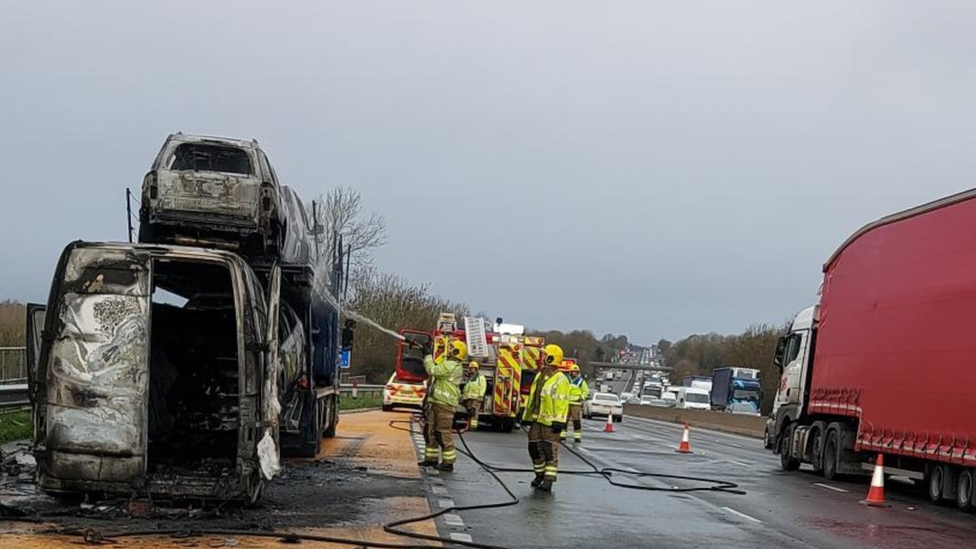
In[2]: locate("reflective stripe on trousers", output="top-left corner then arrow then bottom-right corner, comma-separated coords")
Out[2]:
529,422 -> 560,481
425,402 -> 457,464
562,404 -> 583,441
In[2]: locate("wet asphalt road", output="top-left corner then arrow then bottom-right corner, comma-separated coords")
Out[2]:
426,416 -> 976,549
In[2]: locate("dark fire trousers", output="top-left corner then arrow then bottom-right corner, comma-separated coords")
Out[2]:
527,422 -> 560,481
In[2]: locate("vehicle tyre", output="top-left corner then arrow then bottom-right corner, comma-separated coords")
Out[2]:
137,222 -> 154,244
958,469 -> 975,511
500,419 -> 514,434
780,424 -> 801,471
763,427 -> 772,449
810,427 -> 824,474
382,405 -> 393,412
322,397 -> 338,438
822,429 -> 840,481
615,415 -> 624,423
930,464 -> 948,504
244,470 -> 265,507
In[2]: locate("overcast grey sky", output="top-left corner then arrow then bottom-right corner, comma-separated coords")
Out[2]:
2,2 -> 975,342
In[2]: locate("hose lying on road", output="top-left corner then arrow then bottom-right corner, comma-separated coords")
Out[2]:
377,413 -> 747,547
8,416 -> 742,549
387,416 -> 744,494
557,435 -> 746,495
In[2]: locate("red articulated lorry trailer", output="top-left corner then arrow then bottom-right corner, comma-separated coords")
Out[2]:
769,187 -> 976,509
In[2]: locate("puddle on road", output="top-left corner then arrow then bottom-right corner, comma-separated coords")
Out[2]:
807,517 -> 970,548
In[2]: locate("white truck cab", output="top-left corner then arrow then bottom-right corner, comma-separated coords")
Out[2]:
772,305 -> 817,419
675,387 -> 710,410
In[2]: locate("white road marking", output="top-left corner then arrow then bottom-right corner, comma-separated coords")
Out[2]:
628,416 -> 762,444
725,459 -> 750,468
576,447 -> 592,454
813,482 -> 849,493
443,514 -> 464,527
431,486 -> 449,495
633,434 -> 645,440
450,533 -> 474,543
723,507 -> 763,524
438,498 -> 455,508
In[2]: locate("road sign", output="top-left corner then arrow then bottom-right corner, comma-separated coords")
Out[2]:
340,350 -> 351,368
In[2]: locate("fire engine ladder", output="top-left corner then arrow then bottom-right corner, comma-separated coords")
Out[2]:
464,316 -> 490,359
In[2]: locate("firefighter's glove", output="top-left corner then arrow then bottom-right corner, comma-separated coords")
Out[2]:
551,422 -> 566,435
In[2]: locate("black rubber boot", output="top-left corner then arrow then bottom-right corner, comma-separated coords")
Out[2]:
537,479 -> 553,492
436,463 -> 455,472
530,474 -> 544,488
418,460 -> 438,468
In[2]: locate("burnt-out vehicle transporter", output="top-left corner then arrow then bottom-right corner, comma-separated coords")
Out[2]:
24,135 -> 348,503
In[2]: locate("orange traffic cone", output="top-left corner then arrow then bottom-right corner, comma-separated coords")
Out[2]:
861,454 -> 888,507
603,413 -> 615,433
676,423 -> 692,454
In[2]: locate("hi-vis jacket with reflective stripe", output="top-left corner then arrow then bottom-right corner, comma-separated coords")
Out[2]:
568,376 -> 589,405
462,373 -> 487,401
523,371 -> 570,426
424,355 -> 462,407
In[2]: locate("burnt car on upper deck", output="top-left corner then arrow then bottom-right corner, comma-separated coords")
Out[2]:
138,133 -> 317,265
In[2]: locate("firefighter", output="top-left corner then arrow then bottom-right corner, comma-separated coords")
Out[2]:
562,363 -> 589,444
420,339 -> 466,471
521,343 -> 570,492
462,361 -> 487,430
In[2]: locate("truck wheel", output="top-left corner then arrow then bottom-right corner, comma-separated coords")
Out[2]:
500,419 -> 514,434
810,430 -> 822,473
958,469 -> 975,511
382,405 -> 393,412
822,430 -> 840,481
323,397 -> 338,438
780,424 -> 801,471
929,464 -> 948,504
244,470 -> 264,507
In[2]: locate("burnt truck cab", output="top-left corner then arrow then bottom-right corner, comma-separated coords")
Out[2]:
27,241 -> 283,503
139,133 -> 316,261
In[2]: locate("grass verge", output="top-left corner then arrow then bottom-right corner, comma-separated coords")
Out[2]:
340,394 -> 383,411
0,410 -> 32,445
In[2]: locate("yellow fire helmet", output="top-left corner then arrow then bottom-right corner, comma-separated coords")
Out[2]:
450,340 -> 469,361
468,361 -> 480,370
543,344 -> 564,366
568,363 -> 581,374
